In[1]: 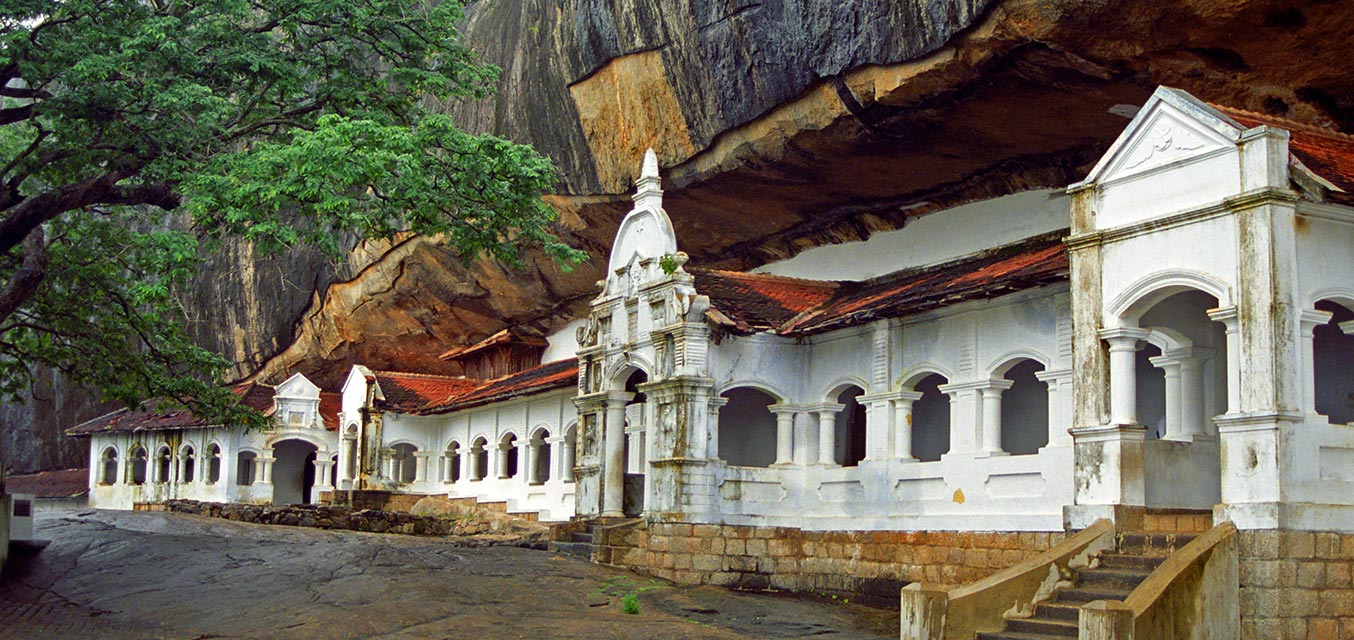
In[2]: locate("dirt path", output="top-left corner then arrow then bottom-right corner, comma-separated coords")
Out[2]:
0,509 -> 895,639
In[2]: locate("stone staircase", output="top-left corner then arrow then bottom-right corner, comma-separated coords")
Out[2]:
976,525 -> 1205,640
548,517 -> 642,561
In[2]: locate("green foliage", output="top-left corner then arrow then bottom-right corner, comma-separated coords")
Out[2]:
0,0 -> 583,427
620,593 -> 640,615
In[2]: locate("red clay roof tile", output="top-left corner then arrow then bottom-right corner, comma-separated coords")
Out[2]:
5,468 -> 89,498
1217,107 -> 1354,203
417,359 -> 578,415
691,270 -> 842,333
371,371 -> 482,412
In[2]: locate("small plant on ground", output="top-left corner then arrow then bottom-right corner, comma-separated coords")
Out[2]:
621,593 -> 640,615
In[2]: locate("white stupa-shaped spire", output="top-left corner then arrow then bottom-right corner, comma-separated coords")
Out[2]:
632,148 -> 663,211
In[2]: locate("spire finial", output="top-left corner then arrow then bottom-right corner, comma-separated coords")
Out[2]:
641,148 -> 659,180
633,148 -> 663,209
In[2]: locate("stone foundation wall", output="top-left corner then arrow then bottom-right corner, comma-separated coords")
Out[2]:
163,499 -> 487,536
601,522 -> 1063,606
1239,530 -> 1354,639
319,490 -> 431,513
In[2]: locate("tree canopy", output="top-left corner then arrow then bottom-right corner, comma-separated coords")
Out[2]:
0,0 -> 582,428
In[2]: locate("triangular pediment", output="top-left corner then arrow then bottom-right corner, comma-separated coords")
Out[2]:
275,372 -> 321,400
1075,86 -> 1247,188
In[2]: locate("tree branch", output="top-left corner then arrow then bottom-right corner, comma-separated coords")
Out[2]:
0,226 -> 47,326
0,174 -> 180,256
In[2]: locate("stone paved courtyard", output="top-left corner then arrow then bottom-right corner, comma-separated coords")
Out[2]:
0,509 -> 894,639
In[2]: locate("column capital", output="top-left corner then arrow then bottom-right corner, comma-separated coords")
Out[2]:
806,402 -> 845,415
859,390 -> 922,403
938,379 -> 1006,394
767,403 -> 805,416
1207,305 -> 1239,327
1299,308 -> 1334,332
1098,326 -> 1152,347
1033,368 -> 1073,383
1340,320 -> 1354,337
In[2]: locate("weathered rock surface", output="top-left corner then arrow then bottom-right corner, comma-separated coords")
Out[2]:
12,0 -> 1354,470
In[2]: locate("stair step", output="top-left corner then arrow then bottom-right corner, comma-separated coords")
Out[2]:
1098,552 -> 1167,571
1033,602 -> 1081,622
1005,617 -> 1078,637
548,541 -> 595,558
1118,532 -> 1196,554
1076,567 -> 1152,590
976,631 -> 1077,640
570,531 -> 595,543
1053,585 -> 1135,604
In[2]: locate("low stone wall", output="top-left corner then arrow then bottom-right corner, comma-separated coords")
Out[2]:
164,499 -> 491,536
1239,529 -> 1354,639
601,522 -> 1063,606
318,490 -> 434,513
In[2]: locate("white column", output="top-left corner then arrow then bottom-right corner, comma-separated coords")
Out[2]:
1178,355 -> 1207,438
1208,308 -> 1241,414
562,435 -> 577,483
257,456 -> 275,485
602,393 -> 631,518
525,442 -> 540,485
769,405 -> 797,465
816,406 -> 840,466
413,452 -> 430,483
380,448 -> 395,480
893,391 -> 922,460
1149,354 -> 1183,439
1035,369 -> 1073,446
1100,328 -> 1151,426
980,381 -> 1014,455
1299,310 -> 1333,414
706,398 -> 727,460
496,444 -> 510,479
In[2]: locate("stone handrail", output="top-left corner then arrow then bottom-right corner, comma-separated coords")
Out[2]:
900,519 -> 1115,640
1080,521 -> 1239,640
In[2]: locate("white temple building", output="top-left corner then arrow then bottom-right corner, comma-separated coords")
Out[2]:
71,84 -> 1354,542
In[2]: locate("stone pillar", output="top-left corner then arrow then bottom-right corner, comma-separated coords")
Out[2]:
496,443 -> 511,479
413,451 -> 430,483
1079,600 -> 1134,640
257,456 -> 275,485
340,436 -> 356,482
1148,353 -> 1183,439
1036,369 -> 1073,446
313,456 -> 335,494
1178,354 -> 1207,438
892,391 -> 923,460
1299,309 -> 1333,414
562,435 -> 576,483
525,441 -> 540,485
937,381 -> 983,455
1208,307 -> 1241,414
815,404 -> 843,466
706,397 -> 727,460
379,448 -> 395,480
1100,328 -> 1151,426
603,392 -> 632,518
979,381 -> 1013,456
768,405 -> 798,465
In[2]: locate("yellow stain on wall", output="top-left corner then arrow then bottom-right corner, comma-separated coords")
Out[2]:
953,488 -> 965,504
568,50 -> 697,193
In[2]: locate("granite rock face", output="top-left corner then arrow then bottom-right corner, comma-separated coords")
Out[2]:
11,0 -> 1354,471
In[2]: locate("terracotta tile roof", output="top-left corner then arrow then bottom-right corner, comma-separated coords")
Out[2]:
67,381 -> 340,435
781,231 -> 1069,335
371,371 -> 482,412
318,392 -> 342,431
438,328 -> 549,362
417,359 -> 578,415
1216,107 -> 1354,203
692,270 -> 842,333
6,468 -> 88,499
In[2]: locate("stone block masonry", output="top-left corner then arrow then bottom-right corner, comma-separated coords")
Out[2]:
599,522 -> 1062,607
1239,530 -> 1354,640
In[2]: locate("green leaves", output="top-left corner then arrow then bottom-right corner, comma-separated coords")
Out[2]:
0,0 -> 580,429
